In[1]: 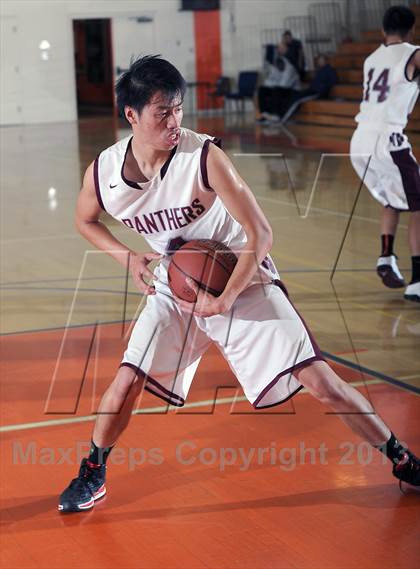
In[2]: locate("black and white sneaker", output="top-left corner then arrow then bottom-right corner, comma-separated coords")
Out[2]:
404,281 -> 420,303
376,255 -> 405,288
392,451 -> 420,489
58,458 -> 106,513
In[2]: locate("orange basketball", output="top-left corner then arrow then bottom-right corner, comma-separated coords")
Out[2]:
168,239 -> 238,302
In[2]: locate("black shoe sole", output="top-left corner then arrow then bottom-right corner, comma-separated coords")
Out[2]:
404,294 -> 420,303
377,266 -> 405,289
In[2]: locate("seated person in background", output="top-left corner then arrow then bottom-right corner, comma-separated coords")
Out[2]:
308,54 -> 338,99
259,54 -> 337,124
280,53 -> 337,122
283,30 -> 306,80
256,41 -> 301,121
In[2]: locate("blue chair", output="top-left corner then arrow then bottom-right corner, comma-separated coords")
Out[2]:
207,76 -> 232,110
226,71 -> 259,112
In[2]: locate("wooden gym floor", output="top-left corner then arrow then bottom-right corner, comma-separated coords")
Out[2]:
1,114 -> 419,569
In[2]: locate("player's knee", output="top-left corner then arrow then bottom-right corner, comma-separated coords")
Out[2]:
301,365 -> 347,405
113,367 -> 145,399
314,378 -> 348,406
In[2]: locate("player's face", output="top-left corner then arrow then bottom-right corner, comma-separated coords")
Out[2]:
132,92 -> 184,150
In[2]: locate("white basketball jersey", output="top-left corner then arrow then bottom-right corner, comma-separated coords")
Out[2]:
94,128 -> 279,284
355,42 -> 419,129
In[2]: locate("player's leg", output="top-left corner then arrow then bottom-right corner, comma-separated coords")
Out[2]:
58,366 -> 145,513
92,365 -> 145,447
294,361 -> 419,485
408,210 -> 420,256
215,281 -> 419,486
381,205 -> 399,237
58,278 -> 211,513
350,128 -> 406,288
388,137 -> 420,299
295,361 -> 389,443
405,210 -> 420,301
377,206 -> 406,288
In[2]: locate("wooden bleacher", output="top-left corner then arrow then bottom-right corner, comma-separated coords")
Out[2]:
293,3 -> 420,154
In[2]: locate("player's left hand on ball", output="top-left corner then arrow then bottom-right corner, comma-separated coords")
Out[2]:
175,278 -> 233,317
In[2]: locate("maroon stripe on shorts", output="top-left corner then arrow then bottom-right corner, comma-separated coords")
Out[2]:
390,148 -> 420,212
254,377 -> 305,410
200,137 -> 222,191
253,280 -> 325,409
119,362 -> 185,406
93,155 -> 105,211
144,385 -> 185,407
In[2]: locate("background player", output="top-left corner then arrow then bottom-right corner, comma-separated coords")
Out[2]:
350,5 -> 420,302
58,55 -> 419,513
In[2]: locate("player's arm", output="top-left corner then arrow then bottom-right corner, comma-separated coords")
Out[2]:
406,49 -> 420,80
175,143 -> 273,316
75,162 -> 161,294
206,144 -> 273,305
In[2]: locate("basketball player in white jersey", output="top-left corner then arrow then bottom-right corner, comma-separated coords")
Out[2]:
351,5 -> 420,302
59,56 -> 419,512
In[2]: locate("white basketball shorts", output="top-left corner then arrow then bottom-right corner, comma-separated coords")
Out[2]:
350,125 -> 420,211
121,277 -> 324,409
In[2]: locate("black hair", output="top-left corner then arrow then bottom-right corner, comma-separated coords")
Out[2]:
283,30 -> 292,36
115,55 -> 186,118
383,5 -> 415,37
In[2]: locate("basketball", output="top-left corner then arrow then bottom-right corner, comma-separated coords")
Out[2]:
168,239 -> 238,302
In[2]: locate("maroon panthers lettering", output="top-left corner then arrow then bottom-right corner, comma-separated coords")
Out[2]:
121,198 -> 206,235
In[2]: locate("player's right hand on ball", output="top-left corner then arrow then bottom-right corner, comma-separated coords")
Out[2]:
129,252 -> 163,295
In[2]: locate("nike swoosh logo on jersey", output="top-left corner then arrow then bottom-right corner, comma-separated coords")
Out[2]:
109,183 -> 118,188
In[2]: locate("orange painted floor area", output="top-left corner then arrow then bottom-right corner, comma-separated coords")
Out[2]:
1,324 -> 419,569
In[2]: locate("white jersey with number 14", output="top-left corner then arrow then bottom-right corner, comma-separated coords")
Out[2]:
355,42 -> 419,130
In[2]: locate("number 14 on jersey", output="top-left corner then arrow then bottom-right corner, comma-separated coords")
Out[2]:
364,68 -> 391,102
